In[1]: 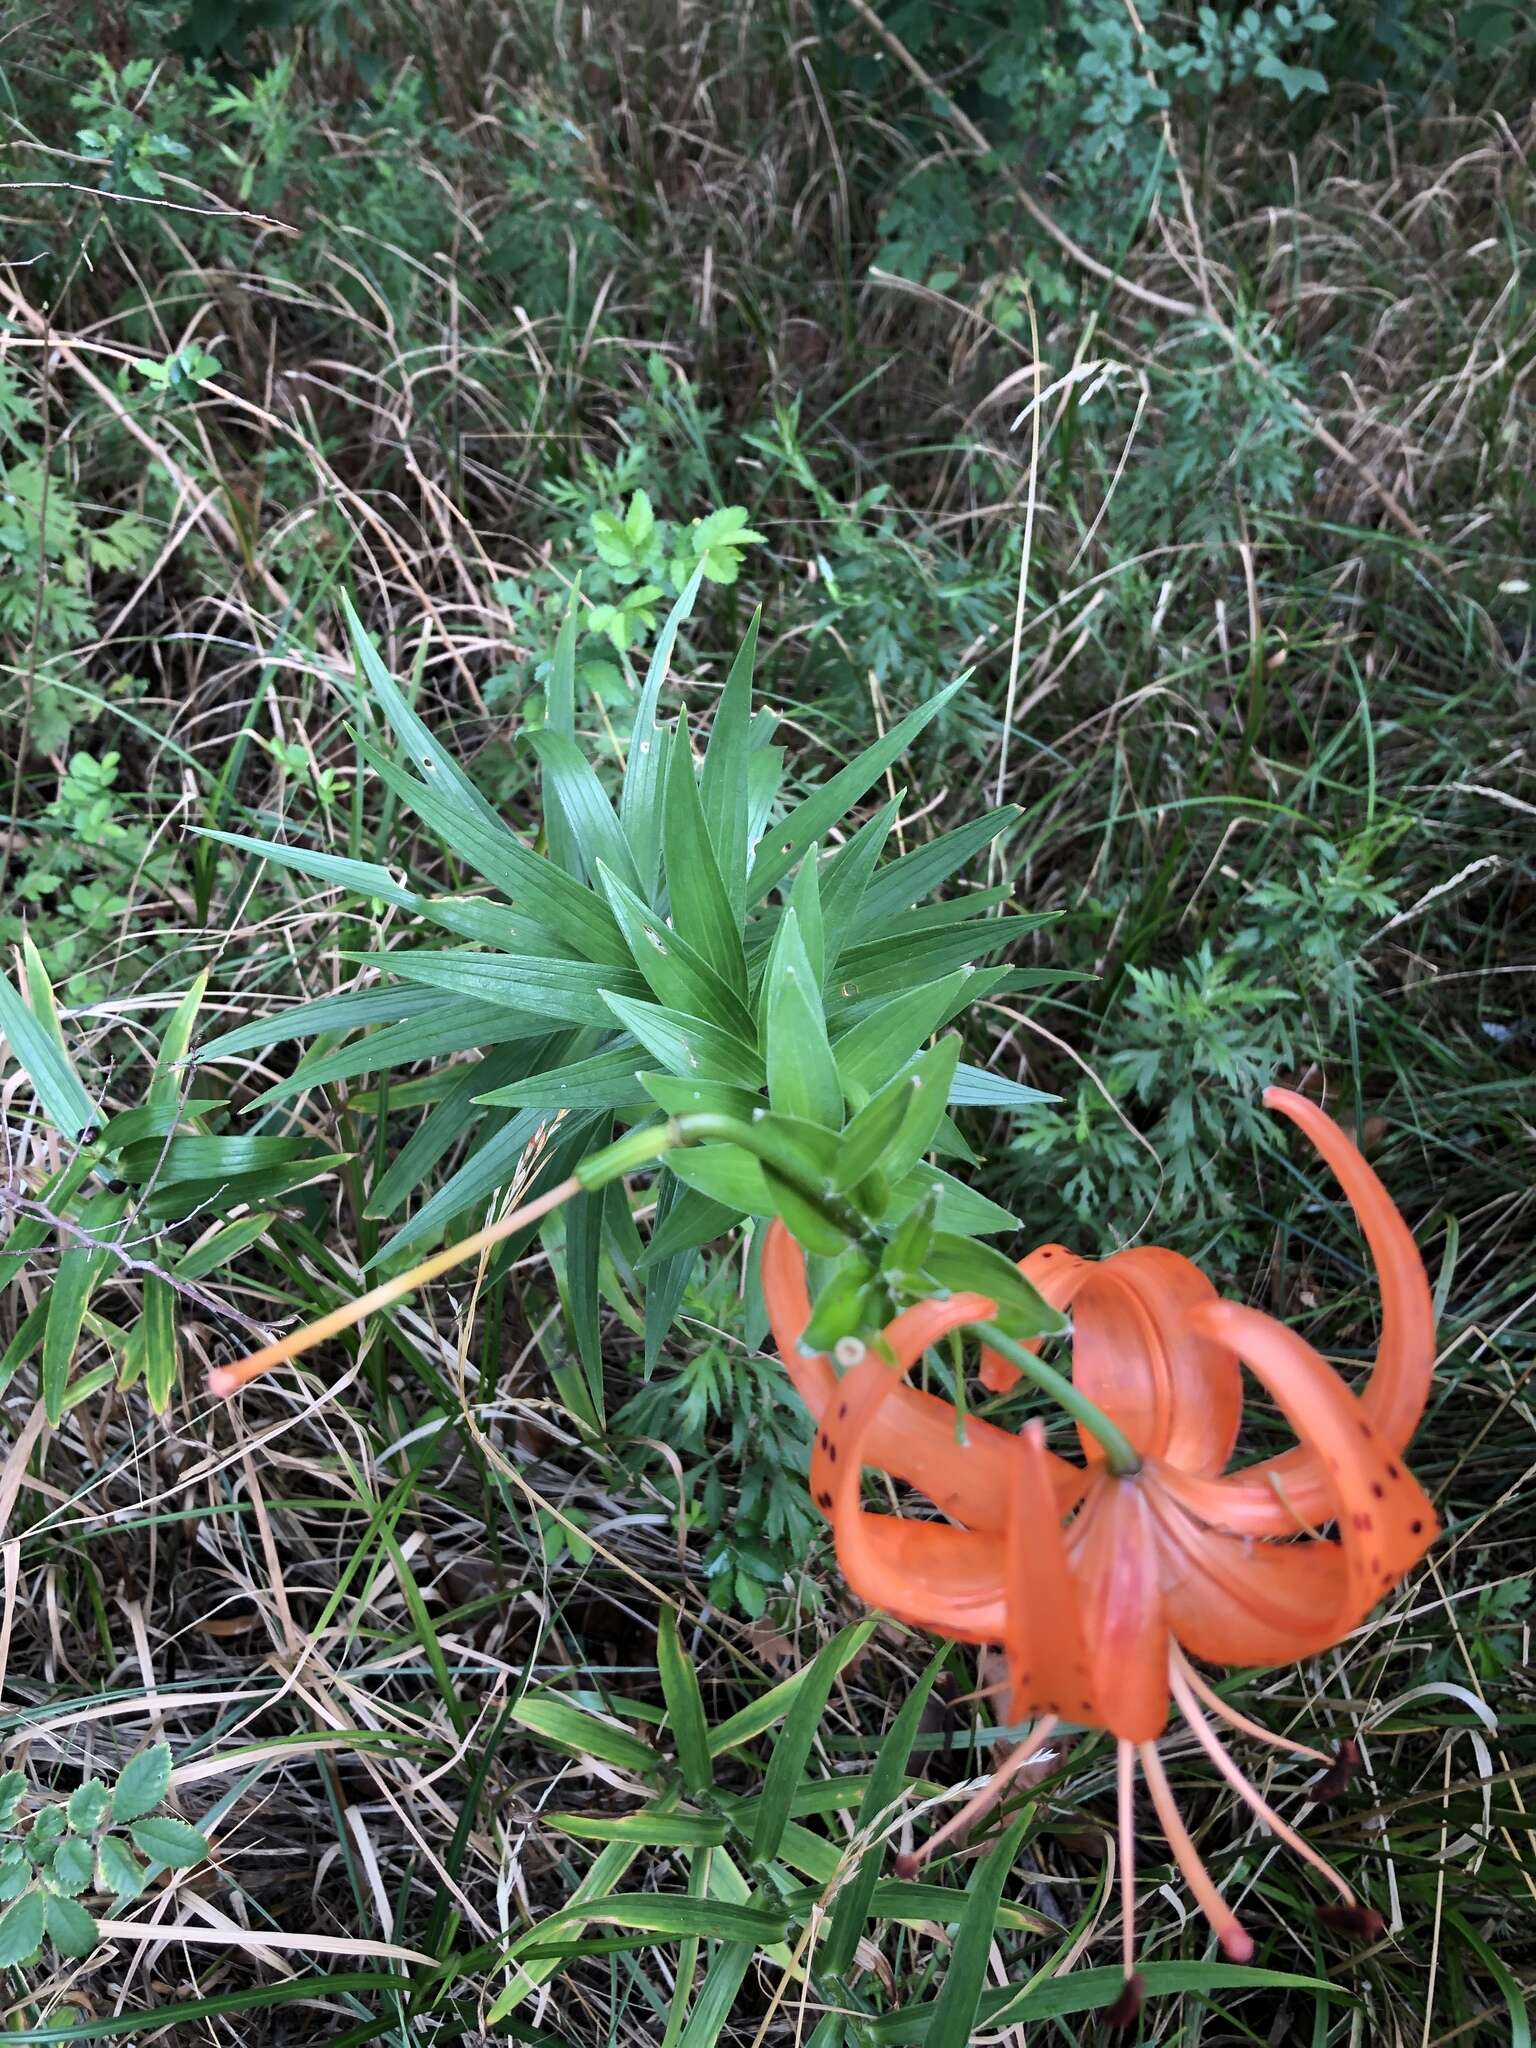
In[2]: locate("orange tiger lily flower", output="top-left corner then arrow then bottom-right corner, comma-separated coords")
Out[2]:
765,1088 -> 1439,2004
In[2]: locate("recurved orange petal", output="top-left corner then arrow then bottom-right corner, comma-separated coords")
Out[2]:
977,1245 -> 1087,1393
812,1352 -> 1007,1644
1070,1250 -> 1242,1474
1187,1298 -> 1437,1632
1188,1089 -> 1436,1536
764,1220 -> 1082,1530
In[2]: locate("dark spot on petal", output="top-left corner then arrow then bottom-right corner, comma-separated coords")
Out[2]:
1410,1519 -> 1424,1534
1370,1556 -> 1382,1574
1370,1481 -> 1385,1499
1386,1462 -> 1400,1480
1352,1512 -> 1372,1532
827,1442 -> 837,1463
817,1490 -> 833,1510
838,1401 -> 848,1420
1359,1421 -> 1373,1438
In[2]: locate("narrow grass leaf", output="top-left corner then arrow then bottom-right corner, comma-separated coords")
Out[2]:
657,1608 -> 713,1795
923,1810 -> 1031,2048
361,949 -> 643,1027
43,1191 -> 125,1426
476,1044 -> 652,1115
832,969 -> 1007,1099
622,568 -> 704,896
554,1813 -> 727,1848
196,830 -> 416,908
675,1941 -> 754,2048
663,713 -> 749,996
342,588 -> 502,827
598,864 -> 755,1039
947,1063 -> 1055,1108
512,1693 -> 658,1776
602,993 -> 765,1088
852,806 -> 1019,932
822,1649 -> 944,1975
139,1273 -> 179,1413
0,962 -> 95,1140
750,1619 -> 877,1863
196,984 -> 454,1064
362,742 -> 630,968
765,910 -> 840,1127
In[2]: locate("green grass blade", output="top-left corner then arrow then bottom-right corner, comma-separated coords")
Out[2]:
821,1649 -> 944,1977
750,1618 -> 877,1864
342,588 -> 502,827
923,1809 -> 1032,2048
0,957 -> 95,1140
527,728 -> 642,894
657,1608 -> 713,1795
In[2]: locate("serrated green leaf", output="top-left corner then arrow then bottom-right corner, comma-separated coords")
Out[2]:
602,994 -> 764,1089
0,1889 -> 44,1966
747,681 -> 964,906
64,1780 -> 109,1834
0,1844 -> 27,1902
44,1889 -> 99,1957
48,1838 -> 92,1898
526,729 -> 642,895
0,1770 -> 27,1827
662,710 -> 748,997
95,1832 -> 146,1901
127,1816 -> 209,1869
111,1743 -> 171,1824
765,910 -> 840,1128
0,962 -> 95,1140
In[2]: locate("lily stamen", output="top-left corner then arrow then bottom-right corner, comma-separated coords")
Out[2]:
1139,1740 -> 1254,1961
1171,1649 -> 1332,1768
1169,1657 -> 1361,1915
893,1718 -> 1060,1879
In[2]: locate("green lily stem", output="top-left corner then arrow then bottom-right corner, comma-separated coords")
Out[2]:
973,1322 -> 1141,1477
576,1111 -> 876,1249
